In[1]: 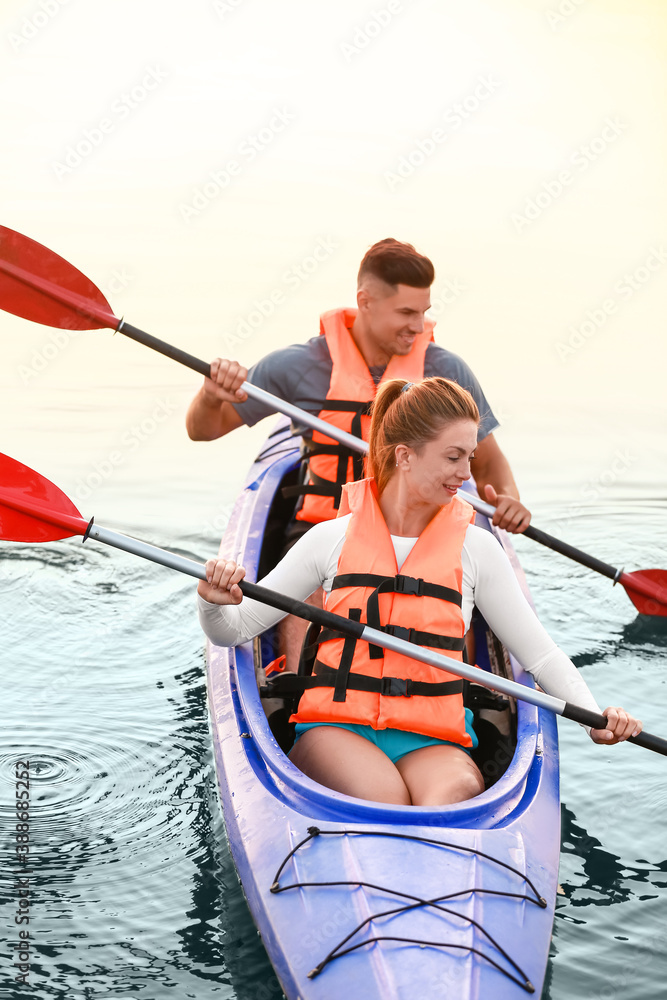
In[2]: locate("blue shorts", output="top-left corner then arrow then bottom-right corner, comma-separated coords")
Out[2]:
294,708 -> 477,764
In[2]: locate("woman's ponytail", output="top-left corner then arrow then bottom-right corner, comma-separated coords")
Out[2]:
368,379 -> 411,492
368,377 -> 479,493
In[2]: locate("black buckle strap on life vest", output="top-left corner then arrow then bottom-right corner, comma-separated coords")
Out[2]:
260,665 -> 464,700
367,625 -> 466,659
318,397 -> 373,466
330,572 -> 465,660
280,400 -> 372,507
346,402 -> 372,482
333,608 -> 361,703
331,572 -> 463,606
281,462 -> 353,508
298,621 -> 323,678
282,481 -> 343,499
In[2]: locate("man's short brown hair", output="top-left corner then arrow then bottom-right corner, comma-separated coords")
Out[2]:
357,238 -> 435,289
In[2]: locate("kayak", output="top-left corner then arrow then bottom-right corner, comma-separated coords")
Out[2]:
206,420 -> 560,999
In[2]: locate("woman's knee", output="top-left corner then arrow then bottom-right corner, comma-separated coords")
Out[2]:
405,750 -> 485,806
457,762 -> 485,800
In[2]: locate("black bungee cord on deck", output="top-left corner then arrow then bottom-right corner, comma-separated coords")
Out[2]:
254,426 -> 305,463
270,826 -> 548,994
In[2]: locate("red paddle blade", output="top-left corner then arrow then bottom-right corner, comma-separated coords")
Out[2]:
0,454 -> 89,542
620,569 -> 667,617
0,226 -> 117,331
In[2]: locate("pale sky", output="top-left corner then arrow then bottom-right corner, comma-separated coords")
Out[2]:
1,0 -> 665,526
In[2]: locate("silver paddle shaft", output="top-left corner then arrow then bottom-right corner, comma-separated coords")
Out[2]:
241,382 -> 495,519
84,521 -> 563,717
85,521 -> 667,752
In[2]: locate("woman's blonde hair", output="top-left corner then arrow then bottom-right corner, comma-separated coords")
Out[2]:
368,377 -> 480,493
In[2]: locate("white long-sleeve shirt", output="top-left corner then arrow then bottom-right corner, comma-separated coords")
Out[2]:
198,516 -> 601,719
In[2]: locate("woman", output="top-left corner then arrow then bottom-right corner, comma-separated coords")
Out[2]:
198,378 -> 641,806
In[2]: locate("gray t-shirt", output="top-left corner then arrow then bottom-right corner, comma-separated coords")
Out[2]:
232,335 -> 499,441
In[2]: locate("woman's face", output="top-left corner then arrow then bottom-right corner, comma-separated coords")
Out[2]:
396,419 -> 478,507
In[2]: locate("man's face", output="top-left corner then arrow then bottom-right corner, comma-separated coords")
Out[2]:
358,281 -> 432,362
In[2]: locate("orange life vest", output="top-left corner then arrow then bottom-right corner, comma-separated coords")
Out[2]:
291,478 -> 475,745
293,308 -> 433,524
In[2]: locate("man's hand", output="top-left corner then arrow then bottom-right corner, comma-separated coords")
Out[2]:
203,358 -> 249,404
186,358 -> 249,440
483,484 -> 532,534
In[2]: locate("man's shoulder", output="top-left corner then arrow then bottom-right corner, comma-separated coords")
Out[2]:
258,334 -> 329,364
424,342 -> 477,381
424,343 -> 498,437
241,330 -> 333,420
250,333 -> 327,371
255,334 -> 331,368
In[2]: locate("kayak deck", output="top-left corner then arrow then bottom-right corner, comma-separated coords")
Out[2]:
206,423 -> 560,998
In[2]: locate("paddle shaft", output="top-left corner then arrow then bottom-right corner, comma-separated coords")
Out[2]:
1,232 -> 664,606
463,497 -> 625,581
468,500 -> 667,609
116,323 -> 495,513
116,320 -> 370,454
114,324 -> 664,599
83,520 -> 667,756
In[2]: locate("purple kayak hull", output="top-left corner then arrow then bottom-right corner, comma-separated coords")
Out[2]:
206,424 -> 560,999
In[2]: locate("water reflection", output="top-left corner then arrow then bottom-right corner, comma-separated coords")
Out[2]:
2,464 -> 665,999
212,830 -> 284,1000
544,803 -> 667,1000
571,613 -> 667,670
558,804 -> 667,905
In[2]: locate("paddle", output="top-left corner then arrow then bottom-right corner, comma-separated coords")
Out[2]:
1,225 -> 666,617
0,226 -> 366,456
1,452 -> 665,756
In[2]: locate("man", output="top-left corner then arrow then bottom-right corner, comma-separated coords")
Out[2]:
186,237 -> 530,534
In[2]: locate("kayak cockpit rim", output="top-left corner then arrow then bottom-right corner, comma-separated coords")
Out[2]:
208,420 -> 557,829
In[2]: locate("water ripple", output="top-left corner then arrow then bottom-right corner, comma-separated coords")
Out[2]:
0,720 -> 207,884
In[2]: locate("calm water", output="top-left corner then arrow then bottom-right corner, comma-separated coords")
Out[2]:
1,1 -> 666,993
1,388 -> 666,1000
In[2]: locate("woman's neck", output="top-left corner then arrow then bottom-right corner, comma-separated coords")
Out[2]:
377,477 -> 441,537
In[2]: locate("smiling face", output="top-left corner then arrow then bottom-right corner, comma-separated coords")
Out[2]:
395,419 -> 478,508
356,279 -> 432,364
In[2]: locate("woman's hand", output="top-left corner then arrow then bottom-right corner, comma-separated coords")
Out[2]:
590,706 -> 642,745
198,559 -> 246,605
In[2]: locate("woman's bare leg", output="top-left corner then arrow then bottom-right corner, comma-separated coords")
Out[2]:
396,745 -> 485,806
288,726 -> 411,804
